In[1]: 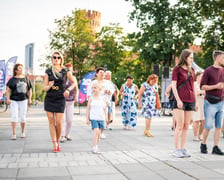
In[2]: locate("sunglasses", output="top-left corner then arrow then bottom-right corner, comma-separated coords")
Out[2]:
53,56 -> 61,60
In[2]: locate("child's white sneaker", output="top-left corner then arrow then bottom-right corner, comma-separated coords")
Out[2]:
100,132 -> 106,139
92,146 -> 101,154
11,135 -> 16,140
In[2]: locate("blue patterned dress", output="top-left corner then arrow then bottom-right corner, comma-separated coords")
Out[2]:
141,82 -> 158,119
121,83 -> 137,127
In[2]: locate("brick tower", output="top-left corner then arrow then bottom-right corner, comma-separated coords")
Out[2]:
86,10 -> 101,33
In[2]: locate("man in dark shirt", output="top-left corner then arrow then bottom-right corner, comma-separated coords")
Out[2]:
200,50 -> 224,155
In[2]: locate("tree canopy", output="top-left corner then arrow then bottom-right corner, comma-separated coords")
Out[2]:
126,0 -> 202,67
48,10 -> 95,80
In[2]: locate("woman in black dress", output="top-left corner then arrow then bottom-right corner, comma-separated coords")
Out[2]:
44,51 -> 76,153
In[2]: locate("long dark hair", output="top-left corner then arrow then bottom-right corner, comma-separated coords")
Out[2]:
13,63 -> 23,77
177,49 -> 193,76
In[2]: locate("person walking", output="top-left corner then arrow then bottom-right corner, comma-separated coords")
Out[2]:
200,50 -> 224,155
104,70 -> 119,130
120,75 -> 139,130
87,67 -> 114,139
60,63 -> 79,143
192,71 -> 205,141
171,49 -> 197,158
165,84 -> 176,130
86,81 -> 108,154
6,63 -> 32,140
138,74 -> 159,137
44,51 -> 76,153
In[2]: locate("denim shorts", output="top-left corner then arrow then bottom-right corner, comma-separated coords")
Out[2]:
204,99 -> 224,129
90,120 -> 105,130
173,99 -> 195,111
108,106 -> 112,114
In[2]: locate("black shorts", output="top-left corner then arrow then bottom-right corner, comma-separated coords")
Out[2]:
169,100 -> 174,110
173,99 -> 195,111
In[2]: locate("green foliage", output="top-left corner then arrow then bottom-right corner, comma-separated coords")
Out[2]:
48,10 -> 95,81
92,23 -> 147,88
126,0 -> 202,68
92,24 -> 126,73
193,0 -> 224,68
34,82 -> 44,100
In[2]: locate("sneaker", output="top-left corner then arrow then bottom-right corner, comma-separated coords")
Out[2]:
212,146 -> 224,155
193,137 -> 200,142
107,125 -> 112,131
181,148 -> 191,157
92,146 -> 101,154
100,132 -> 106,139
21,133 -> 25,138
200,143 -> 208,154
172,149 -> 184,158
11,135 -> 16,140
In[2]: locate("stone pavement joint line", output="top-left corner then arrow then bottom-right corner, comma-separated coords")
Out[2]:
139,150 -> 198,180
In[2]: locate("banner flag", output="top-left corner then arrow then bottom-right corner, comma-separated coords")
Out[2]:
0,60 -> 6,100
5,56 -> 17,84
79,71 -> 95,103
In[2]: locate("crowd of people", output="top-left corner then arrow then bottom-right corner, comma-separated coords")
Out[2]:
5,49 -> 224,157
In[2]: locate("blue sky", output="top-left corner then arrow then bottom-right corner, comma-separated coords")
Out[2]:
0,0 -> 137,74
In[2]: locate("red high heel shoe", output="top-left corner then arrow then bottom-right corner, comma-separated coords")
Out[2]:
52,141 -> 58,153
57,141 -> 61,151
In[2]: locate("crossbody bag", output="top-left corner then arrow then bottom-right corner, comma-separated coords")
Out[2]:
169,72 -> 190,101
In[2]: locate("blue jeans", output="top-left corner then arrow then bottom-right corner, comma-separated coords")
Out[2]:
204,99 -> 224,129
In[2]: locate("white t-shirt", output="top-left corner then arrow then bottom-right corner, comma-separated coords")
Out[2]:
90,97 -> 106,121
87,79 -> 115,102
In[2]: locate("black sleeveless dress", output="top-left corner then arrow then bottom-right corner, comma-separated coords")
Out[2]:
44,68 -> 68,113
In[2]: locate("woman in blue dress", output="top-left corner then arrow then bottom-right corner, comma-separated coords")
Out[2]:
138,74 -> 159,137
120,75 -> 139,130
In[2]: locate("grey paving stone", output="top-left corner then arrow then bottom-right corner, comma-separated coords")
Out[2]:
72,174 -> 127,180
125,172 -> 165,180
18,167 -> 69,177
156,169 -> 196,180
8,162 -> 18,168
17,176 -> 71,180
181,168 -> 224,179
68,165 -> 118,175
1,107 -> 224,179
114,163 -> 151,173
0,168 -> 17,178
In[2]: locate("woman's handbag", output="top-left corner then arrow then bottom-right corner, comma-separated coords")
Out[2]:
152,87 -> 161,109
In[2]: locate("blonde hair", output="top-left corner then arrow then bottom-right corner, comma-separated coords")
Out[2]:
51,51 -> 64,79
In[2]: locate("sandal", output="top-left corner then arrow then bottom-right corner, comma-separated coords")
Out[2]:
65,136 -> 72,141
60,137 -> 66,143
57,141 -> 61,151
52,141 -> 58,153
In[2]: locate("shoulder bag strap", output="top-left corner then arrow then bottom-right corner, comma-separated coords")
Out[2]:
177,72 -> 190,90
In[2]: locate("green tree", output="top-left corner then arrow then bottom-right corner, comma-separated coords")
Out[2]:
48,9 -> 95,81
92,23 -> 126,73
92,23 -> 147,88
125,0 -> 202,67
193,0 -> 224,68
